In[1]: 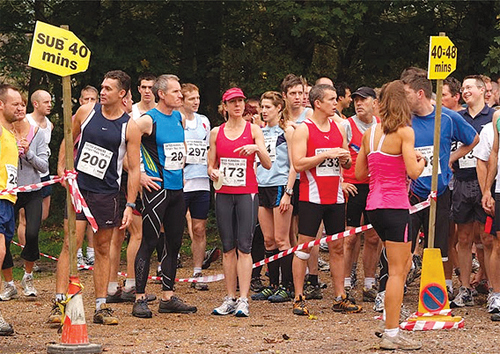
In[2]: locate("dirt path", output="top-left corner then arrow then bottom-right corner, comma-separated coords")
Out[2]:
2,255 -> 500,353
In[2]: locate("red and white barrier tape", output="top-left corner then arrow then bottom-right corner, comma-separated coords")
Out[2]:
0,173 -> 98,232
11,191 -> 432,284
400,318 -> 464,331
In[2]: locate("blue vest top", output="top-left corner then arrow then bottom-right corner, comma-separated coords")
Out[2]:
141,108 -> 184,190
257,124 -> 290,187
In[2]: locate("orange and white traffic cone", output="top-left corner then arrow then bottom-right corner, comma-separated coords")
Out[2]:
47,276 -> 102,353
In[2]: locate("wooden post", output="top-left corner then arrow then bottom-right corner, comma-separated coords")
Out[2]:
427,31 -> 446,249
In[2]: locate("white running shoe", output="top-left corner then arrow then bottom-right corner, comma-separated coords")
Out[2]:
373,290 -> 385,312
234,297 -> 249,317
213,296 -> 237,315
0,282 -> 18,301
21,274 -> 37,297
488,293 -> 500,314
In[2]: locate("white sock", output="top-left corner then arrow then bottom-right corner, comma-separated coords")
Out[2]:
55,293 -> 66,302
86,247 -> 94,257
193,267 -> 202,276
96,298 -> 106,310
124,279 -> 135,291
107,282 -> 119,295
77,248 -> 83,257
364,277 -> 376,289
384,328 -> 399,337
344,278 -> 351,288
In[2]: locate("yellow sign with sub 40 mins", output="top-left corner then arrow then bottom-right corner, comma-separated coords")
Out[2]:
427,36 -> 457,80
28,21 -> 91,77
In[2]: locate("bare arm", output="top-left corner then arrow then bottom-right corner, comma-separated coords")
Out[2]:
355,129 -> 370,181
252,124 -> 271,170
449,133 -> 479,165
482,113 -> 500,214
207,127 -> 220,181
121,119 -> 141,229
279,126 -> 298,213
400,126 -> 425,180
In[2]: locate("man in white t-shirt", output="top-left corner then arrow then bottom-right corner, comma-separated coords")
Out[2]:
131,73 -> 156,119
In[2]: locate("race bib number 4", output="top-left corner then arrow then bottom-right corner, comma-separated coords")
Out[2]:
415,146 -> 441,178
220,158 -> 246,187
77,142 -> 113,180
185,140 -> 207,165
451,141 -> 476,169
264,135 -> 278,162
5,164 -> 17,189
315,148 -> 340,177
163,142 -> 185,170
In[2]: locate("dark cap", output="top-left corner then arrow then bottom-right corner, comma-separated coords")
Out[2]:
351,87 -> 376,99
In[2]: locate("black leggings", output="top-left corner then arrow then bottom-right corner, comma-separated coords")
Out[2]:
2,190 -> 42,269
135,189 -> 185,293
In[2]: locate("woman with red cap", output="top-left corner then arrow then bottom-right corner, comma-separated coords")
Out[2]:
208,87 -> 271,317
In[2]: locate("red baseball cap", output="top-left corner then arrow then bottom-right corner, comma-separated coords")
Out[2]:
222,87 -> 246,102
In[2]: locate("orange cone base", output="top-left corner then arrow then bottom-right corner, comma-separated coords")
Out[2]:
47,343 -> 102,354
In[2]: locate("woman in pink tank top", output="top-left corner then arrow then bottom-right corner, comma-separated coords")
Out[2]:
355,80 -> 425,350
207,87 -> 271,317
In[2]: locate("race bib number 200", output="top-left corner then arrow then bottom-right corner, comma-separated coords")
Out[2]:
77,142 -> 113,180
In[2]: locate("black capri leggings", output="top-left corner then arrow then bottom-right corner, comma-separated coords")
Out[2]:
215,193 -> 258,254
135,188 -> 185,293
2,190 -> 42,269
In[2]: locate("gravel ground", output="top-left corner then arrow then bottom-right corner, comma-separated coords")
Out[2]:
2,253 -> 500,353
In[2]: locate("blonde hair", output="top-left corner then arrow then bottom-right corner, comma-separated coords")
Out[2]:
379,80 -> 412,134
260,91 -> 286,130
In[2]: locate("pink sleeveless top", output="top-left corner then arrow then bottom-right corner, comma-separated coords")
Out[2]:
366,127 -> 410,210
216,122 -> 257,194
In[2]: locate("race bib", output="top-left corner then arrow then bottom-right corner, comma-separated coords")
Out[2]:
415,146 -> 441,178
315,148 -> 340,177
5,164 -> 17,189
77,142 -> 113,180
264,135 -> 278,163
451,141 -> 476,169
163,142 -> 185,170
220,158 -> 246,187
185,140 -> 207,165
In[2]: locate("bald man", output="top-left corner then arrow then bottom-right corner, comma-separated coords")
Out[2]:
26,90 -> 53,221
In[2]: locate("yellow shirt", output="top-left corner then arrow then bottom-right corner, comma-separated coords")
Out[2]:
0,127 -> 18,204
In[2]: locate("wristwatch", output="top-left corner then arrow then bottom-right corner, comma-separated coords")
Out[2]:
125,202 -> 136,209
285,187 -> 294,196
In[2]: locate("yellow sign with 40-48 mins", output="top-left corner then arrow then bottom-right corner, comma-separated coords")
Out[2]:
427,36 -> 457,80
28,21 -> 91,77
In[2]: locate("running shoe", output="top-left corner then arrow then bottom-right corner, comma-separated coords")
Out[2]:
292,295 -> 309,316
475,279 -> 490,295
488,293 -> 500,314
132,298 -> 152,318
48,300 -> 63,324
362,285 -> 377,302
86,253 -> 95,266
472,257 -> 480,273
77,254 -> 86,269
93,304 -> 118,325
450,286 -> 474,308
406,265 -> 421,286
304,283 -> 323,300
234,297 -> 249,317
447,286 -> 454,301
0,317 -> 13,336
120,287 -> 156,303
106,288 -> 123,303
213,296 -> 237,315
379,332 -> 422,350
202,247 -> 221,270
268,287 -> 292,303
190,273 -> 209,291
492,313 -> 500,321
318,257 -> 330,272
159,296 -> 197,313
250,277 -> 265,293
344,286 -> 356,304
176,254 -> 183,269
373,291 -> 385,312
251,287 -> 275,301
319,243 -> 329,252
21,274 -> 37,297
0,282 -> 18,301
332,295 -> 362,313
